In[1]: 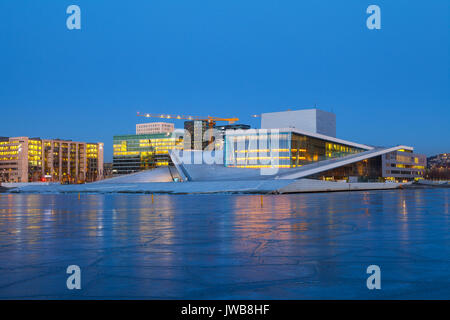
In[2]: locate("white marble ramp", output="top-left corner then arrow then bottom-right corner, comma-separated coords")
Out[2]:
8,180 -> 293,194
7,178 -> 404,194
277,179 -> 402,193
93,167 -> 178,184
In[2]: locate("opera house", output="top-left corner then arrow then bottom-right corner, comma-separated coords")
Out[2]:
5,108 -> 426,194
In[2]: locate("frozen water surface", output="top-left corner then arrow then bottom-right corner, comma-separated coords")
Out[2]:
0,188 -> 449,299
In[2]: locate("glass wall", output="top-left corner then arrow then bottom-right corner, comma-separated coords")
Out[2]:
309,156 -> 383,182
225,131 -> 292,168
113,132 -> 183,174
224,130 -> 365,168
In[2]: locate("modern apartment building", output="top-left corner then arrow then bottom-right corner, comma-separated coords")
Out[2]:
0,137 -> 104,183
136,122 -> 174,135
183,120 -> 214,150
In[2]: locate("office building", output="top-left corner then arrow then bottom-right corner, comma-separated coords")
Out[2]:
382,149 -> 426,180
213,124 -> 251,150
136,122 -> 174,135
113,132 -> 183,174
183,120 -> 213,150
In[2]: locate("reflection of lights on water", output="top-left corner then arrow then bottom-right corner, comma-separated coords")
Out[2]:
445,196 -> 449,215
402,200 -> 407,215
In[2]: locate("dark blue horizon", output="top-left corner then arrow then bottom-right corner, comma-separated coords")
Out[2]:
1,1 -> 449,162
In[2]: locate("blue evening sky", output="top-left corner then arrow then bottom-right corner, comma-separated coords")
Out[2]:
1,1 -> 449,161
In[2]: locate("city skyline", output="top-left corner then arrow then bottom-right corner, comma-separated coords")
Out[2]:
1,1 -> 449,162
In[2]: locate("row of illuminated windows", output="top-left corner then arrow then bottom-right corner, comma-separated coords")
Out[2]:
0,146 -> 19,150
234,149 -> 291,153
138,143 -> 177,147
386,170 -> 423,176
113,146 -> 179,152
325,142 -> 358,153
112,139 -> 176,146
395,155 -> 420,163
235,156 -> 306,161
113,150 -> 171,156
0,151 -> 19,156
389,164 -> 425,169
228,165 -> 292,169
138,138 -> 176,142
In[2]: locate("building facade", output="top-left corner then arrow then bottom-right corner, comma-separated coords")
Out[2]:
224,129 -> 368,169
113,132 -> 183,174
183,120 -> 213,150
382,149 -> 427,181
261,109 -> 336,137
136,122 -> 174,135
213,124 -> 251,150
0,137 -> 104,183
222,128 -> 425,182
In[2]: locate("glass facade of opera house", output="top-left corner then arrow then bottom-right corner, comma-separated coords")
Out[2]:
224,130 -> 366,169
223,129 -> 427,182
308,150 -> 426,182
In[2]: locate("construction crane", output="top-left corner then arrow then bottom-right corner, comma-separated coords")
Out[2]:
136,112 -> 239,129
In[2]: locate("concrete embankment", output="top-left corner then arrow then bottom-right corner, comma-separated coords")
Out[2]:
415,180 -> 449,187
277,179 -> 403,194
4,179 -> 406,194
